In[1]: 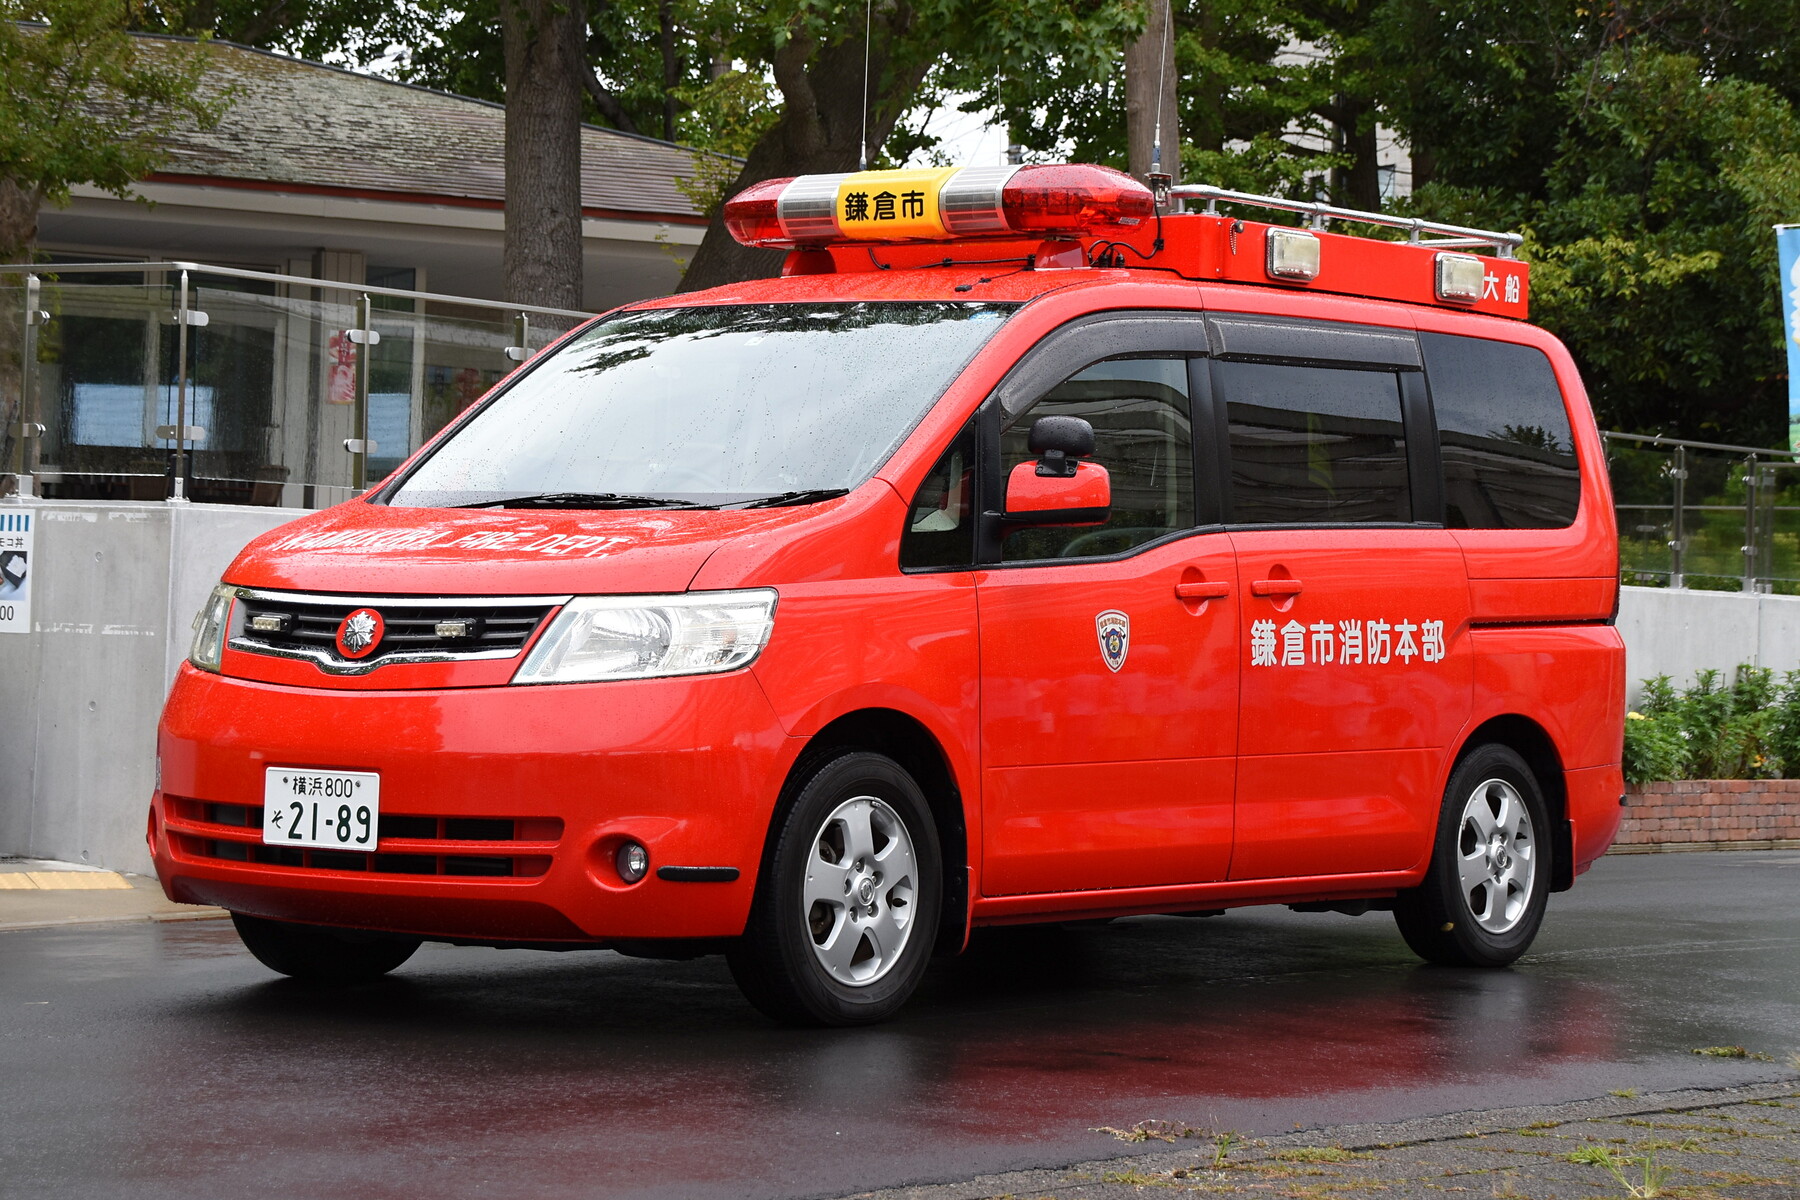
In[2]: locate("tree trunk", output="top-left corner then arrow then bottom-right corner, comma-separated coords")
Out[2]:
676,27 -> 931,292
1330,96 -> 1383,212
0,179 -> 41,492
503,0 -> 587,312
0,178 -> 38,266
1125,0 -> 1180,185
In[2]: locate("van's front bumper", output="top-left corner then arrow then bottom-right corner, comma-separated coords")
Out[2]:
149,664 -> 791,943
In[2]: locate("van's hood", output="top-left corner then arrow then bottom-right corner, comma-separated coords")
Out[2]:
224,502 -> 819,596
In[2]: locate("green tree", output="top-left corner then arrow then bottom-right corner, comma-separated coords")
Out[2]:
971,1 -> 1393,208
1524,52 -> 1800,442
1,1 -> 220,491
1367,0 -> 1800,446
675,0 -> 1144,291
0,2 -> 219,262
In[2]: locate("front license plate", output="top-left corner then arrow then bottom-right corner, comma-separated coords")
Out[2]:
263,768 -> 380,851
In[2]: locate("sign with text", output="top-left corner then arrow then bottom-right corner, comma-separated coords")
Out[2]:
834,167 -> 958,241
0,510 -> 33,633
1780,226 -> 1800,451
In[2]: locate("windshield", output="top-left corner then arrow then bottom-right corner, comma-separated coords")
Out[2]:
384,302 -> 1016,509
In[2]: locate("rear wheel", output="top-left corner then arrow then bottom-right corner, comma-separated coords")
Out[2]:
728,751 -> 942,1026
1395,743 -> 1551,967
231,913 -> 421,982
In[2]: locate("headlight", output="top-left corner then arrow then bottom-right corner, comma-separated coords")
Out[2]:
189,583 -> 237,672
513,589 -> 777,684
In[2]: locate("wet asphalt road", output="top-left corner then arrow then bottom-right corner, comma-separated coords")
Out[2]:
3,851 -> 1798,1200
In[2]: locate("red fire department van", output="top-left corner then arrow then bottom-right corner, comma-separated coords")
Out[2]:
151,164 -> 1625,1025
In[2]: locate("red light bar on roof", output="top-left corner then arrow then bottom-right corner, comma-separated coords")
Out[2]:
724,164 -> 1155,250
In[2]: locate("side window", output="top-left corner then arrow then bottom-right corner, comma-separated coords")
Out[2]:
900,418 -> 977,569
1215,360 -> 1410,524
1000,357 -> 1194,561
1421,332 -> 1580,529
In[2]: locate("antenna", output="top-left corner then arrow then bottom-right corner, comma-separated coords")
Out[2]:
1145,0 -> 1174,209
859,0 -> 873,171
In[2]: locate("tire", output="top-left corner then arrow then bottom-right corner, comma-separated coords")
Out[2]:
727,751 -> 943,1026
1394,743 -> 1552,968
231,912 -> 421,982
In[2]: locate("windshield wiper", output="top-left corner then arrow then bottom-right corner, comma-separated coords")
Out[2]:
725,489 -> 852,509
454,492 -> 718,510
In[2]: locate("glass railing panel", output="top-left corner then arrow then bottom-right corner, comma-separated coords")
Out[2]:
1678,449 -> 1754,591
1,280 -> 30,491
1606,439 -> 1676,586
31,278 -> 178,502
1,262 -> 615,507
365,305 -> 528,484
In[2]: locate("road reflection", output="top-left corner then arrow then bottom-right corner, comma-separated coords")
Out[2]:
108,912 -> 1653,1198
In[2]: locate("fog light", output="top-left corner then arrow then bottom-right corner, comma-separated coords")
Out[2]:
616,842 -> 649,883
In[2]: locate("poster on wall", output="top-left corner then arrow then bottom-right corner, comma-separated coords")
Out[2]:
1779,225 -> 1800,451
0,510 -> 32,634
326,330 -> 357,406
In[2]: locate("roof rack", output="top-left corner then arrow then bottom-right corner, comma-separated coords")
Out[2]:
1168,184 -> 1523,259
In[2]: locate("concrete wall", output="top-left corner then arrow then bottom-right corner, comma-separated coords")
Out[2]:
0,501 -> 303,874
4,507 -> 1799,876
1615,586 -> 1800,702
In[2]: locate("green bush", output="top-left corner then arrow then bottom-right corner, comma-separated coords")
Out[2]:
1623,664 -> 1800,783
1623,708 -> 1687,785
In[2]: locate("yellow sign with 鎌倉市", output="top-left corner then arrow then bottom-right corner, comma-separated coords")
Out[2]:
833,168 -> 959,240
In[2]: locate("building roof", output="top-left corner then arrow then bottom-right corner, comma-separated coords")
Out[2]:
141,35 -> 716,223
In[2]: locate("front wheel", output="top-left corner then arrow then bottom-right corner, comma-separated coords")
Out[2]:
728,752 -> 942,1026
1395,743 -> 1551,967
231,913 -> 421,982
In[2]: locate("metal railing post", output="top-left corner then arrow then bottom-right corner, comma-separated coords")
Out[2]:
1668,443 -> 1686,589
169,269 -> 191,502
12,273 -> 47,501
351,293 -> 373,492
1741,454 -> 1759,593
505,311 -> 531,363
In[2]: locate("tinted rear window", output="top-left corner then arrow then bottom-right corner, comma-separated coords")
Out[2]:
1421,332 -> 1580,529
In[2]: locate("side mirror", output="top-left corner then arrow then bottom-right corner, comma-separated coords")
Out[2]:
1003,416 -> 1110,526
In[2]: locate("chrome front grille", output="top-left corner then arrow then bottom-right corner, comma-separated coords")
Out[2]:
228,588 -> 566,674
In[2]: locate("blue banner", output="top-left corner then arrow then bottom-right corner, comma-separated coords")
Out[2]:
1782,226 -> 1800,450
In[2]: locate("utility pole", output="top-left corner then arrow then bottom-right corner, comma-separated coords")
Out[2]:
1125,0 -> 1179,189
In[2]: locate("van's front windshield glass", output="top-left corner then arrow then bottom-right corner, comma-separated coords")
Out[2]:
384,301 -> 1017,510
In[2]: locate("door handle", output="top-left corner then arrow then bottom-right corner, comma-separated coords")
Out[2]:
1250,578 -> 1303,598
1175,581 -> 1230,601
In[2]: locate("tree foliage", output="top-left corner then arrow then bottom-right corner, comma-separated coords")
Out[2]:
96,0 -> 1800,440
1,0 -> 221,493
0,1 -> 221,261
1375,3 -> 1800,446
673,0 -> 1145,290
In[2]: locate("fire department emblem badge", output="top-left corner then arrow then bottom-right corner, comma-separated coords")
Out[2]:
1096,610 -> 1130,673
336,608 -> 384,659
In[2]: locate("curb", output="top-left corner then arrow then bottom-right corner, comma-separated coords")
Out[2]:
0,908 -> 229,934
